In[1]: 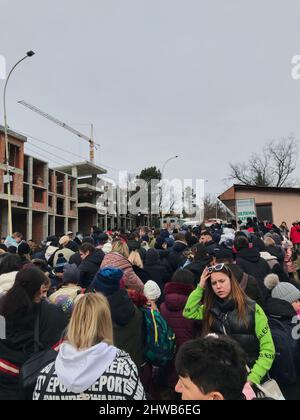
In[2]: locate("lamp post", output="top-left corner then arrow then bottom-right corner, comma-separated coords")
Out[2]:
160,155 -> 178,228
3,50 -> 35,236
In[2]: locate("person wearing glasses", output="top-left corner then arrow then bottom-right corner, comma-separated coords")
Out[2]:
183,263 -> 275,386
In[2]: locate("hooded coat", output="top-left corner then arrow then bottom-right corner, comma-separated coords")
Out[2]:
33,344 -> 146,400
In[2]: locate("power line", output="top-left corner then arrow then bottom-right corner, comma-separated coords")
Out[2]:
27,140 -> 75,165
25,146 -> 65,166
17,129 -> 120,172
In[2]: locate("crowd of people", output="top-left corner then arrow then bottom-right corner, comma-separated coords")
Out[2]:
0,217 -> 300,400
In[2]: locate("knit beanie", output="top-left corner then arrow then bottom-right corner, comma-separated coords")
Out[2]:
144,280 -> 161,301
54,253 -> 68,273
91,267 -> 123,296
63,263 -> 80,284
264,274 -> 300,304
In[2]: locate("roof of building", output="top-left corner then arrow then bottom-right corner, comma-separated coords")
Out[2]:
54,161 -> 107,177
0,126 -> 27,143
219,184 -> 300,201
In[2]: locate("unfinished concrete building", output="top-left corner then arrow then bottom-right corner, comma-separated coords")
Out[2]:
1,127 -> 138,240
54,162 -> 108,234
0,127 -> 78,242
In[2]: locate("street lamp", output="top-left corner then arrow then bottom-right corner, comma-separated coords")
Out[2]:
160,155 -> 178,228
3,50 -> 35,236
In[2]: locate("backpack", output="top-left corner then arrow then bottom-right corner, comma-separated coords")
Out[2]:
268,317 -> 298,386
142,308 -> 176,367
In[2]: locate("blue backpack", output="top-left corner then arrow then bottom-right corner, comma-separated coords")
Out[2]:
268,317 -> 298,386
142,308 -> 176,367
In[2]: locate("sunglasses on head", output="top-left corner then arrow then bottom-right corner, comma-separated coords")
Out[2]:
207,263 -> 228,274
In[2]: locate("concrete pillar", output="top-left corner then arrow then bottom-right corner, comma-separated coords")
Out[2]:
43,213 -> 48,240
50,216 -> 55,236
64,174 -> 68,235
26,210 -> 33,240
1,206 -> 8,237
28,157 -> 33,208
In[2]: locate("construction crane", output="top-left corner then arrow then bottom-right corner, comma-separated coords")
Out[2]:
18,100 -> 100,162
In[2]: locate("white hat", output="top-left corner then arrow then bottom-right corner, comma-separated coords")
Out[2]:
102,242 -> 113,254
144,280 -> 161,301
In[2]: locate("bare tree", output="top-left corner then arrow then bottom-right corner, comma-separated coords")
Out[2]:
267,135 -> 298,187
229,134 -> 298,187
204,194 -> 227,220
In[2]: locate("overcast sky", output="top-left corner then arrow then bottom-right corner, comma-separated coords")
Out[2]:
1,0 -> 300,196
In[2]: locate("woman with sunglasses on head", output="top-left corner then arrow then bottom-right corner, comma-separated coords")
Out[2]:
183,263 -> 275,387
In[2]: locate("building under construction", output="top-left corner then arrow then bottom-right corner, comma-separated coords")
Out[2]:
0,126 -> 136,242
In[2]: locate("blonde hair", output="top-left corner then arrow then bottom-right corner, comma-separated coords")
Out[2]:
128,250 -> 144,268
112,240 -> 129,259
67,293 -> 113,350
264,237 -> 276,247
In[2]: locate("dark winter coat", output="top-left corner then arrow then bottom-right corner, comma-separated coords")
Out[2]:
266,245 -> 285,267
160,282 -> 198,348
228,264 -> 264,308
264,297 -> 297,320
107,289 -> 144,369
164,241 -> 188,274
160,281 -> 198,388
210,298 -> 260,368
236,247 -> 271,299
66,240 -> 79,253
205,240 -> 219,255
132,266 -> 151,284
185,256 -> 212,285
68,252 -> 82,267
0,299 -> 68,400
144,249 -> 170,293
78,250 -> 105,288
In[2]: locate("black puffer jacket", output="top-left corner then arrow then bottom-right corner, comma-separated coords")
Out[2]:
108,289 -> 144,369
210,298 -> 260,368
78,250 -> 105,288
236,247 -> 271,299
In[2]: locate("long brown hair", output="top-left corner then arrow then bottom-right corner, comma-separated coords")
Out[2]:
202,266 -> 249,337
